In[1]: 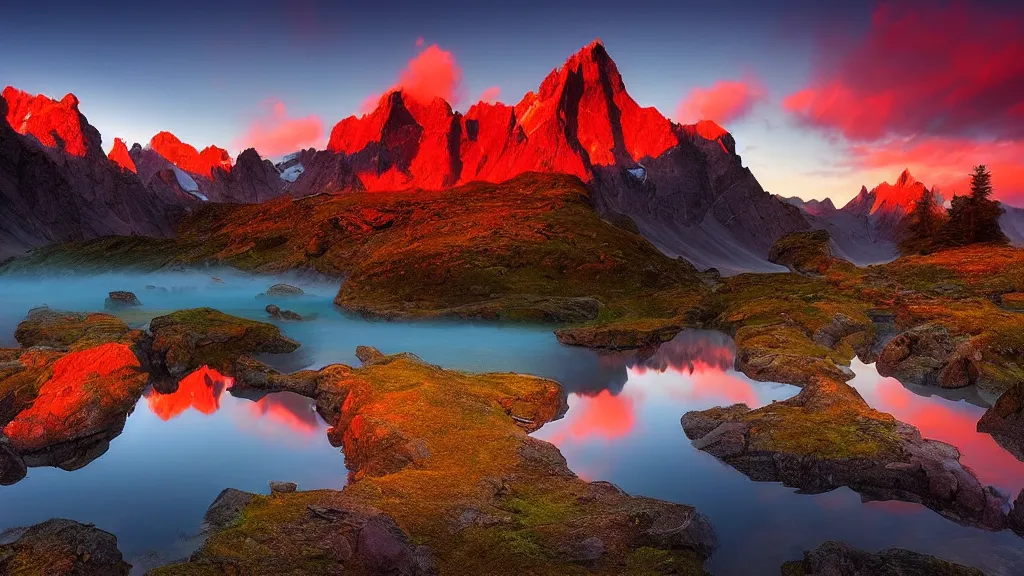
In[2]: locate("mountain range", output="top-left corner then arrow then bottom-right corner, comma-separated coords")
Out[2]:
1,41 -> 1020,267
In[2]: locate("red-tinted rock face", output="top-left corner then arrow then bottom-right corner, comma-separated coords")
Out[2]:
3,343 -> 148,454
107,138 -> 136,173
149,131 -> 232,178
2,86 -> 93,157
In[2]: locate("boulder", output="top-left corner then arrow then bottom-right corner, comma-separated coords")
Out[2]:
266,304 -> 302,321
202,488 -> 256,533
103,291 -> 141,310
1010,490 -> 1024,537
14,307 -> 135,350
0,433 -> 26,485
0,518 -> 130,575
265,284 -> 304,297
781,540 -> 986,575
768,229 -> 835,275
269,481 -> 297,494
149,308 -> 300,376
812,313 -> 869,350
977,381 -> 1024,461
876,324 -> 973,388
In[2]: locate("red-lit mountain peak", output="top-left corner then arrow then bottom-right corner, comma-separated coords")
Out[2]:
2,86 -> 94,157
107,137 -> 137,173
514,39 -> 678,169
149,131 -> 233,178
870,168 -> 927,214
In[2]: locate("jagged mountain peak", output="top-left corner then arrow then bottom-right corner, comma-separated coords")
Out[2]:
107,138 -> 137,173
149,131 -> 233,178
2,86 -> 99,158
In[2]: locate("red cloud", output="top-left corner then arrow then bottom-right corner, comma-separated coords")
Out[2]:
785,3 -> 1024,142
676,78 -> 766,125
415,36 -> 424,47
787,3 -> 1024,207
477,86 -> 501,104
396,44 -> 463,106
360,44 -> 464,113
234,100 -> 323,157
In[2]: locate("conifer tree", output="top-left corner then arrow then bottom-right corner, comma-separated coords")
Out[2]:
899,187 -> 944,254
937,165 -> 1007,247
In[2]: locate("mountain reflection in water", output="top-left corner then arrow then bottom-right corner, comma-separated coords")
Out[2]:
534,330 -> 1024,576
143,367 -> 320,436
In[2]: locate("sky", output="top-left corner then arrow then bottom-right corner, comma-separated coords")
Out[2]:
2,0 -> 1023,206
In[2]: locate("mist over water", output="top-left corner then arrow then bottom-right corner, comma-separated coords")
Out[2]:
1,272 -> 1022,575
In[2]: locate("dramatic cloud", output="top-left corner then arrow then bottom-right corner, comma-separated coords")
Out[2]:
234,101 -> 323,157
359,43 -> 464,114
396,44 -> 463,105
786,3 -> 1024,205
477,86 -> 501,103
785,4 -> 1024,141
676,78 -> 766,125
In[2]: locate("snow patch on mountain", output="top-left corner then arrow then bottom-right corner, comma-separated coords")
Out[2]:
170,165 -> 207,200
280,163 -> 304,182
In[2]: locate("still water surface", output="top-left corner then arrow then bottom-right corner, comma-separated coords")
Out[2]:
1,272 -> 1022,574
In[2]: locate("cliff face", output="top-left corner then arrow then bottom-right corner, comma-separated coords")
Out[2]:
0,88 -> 191,259
298,40 -> 808,272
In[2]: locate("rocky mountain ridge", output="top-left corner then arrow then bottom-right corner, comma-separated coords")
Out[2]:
0,87 -> 192,259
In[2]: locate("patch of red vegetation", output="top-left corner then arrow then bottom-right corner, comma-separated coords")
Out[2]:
107,137 -> 137,173
146,366 -> 229,421
150,131 -> 232,178
3,343 -> 147,453
2,86 -> 90,157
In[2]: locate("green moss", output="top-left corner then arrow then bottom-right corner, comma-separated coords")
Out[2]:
624,547 -> 707,576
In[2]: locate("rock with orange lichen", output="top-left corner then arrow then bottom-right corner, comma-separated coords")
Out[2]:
2,342 -> 148,456
0,518 -> 131,575
160,347 -> 716,575
683,376 -> 1014,533
148,308 -> 299,376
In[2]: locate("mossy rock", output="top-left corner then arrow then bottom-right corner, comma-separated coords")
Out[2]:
14,307 -> 136,351
768,229 -> 836,275
149,308 -> 299,376
682,377 -> 1014,531
164,348 -> 716,575
783,540 -> 987,575
0,518 -> 131,575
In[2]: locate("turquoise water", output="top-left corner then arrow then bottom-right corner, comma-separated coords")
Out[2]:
1,272 -> 1022,575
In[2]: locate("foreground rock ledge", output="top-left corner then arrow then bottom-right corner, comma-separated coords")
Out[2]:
681,376 -> 1019,534
780,540 -> 987,576
154,347 -> 717,575
0,518 -> 131,575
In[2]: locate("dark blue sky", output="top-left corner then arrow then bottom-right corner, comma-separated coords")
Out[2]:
3,1 -> 1023,205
